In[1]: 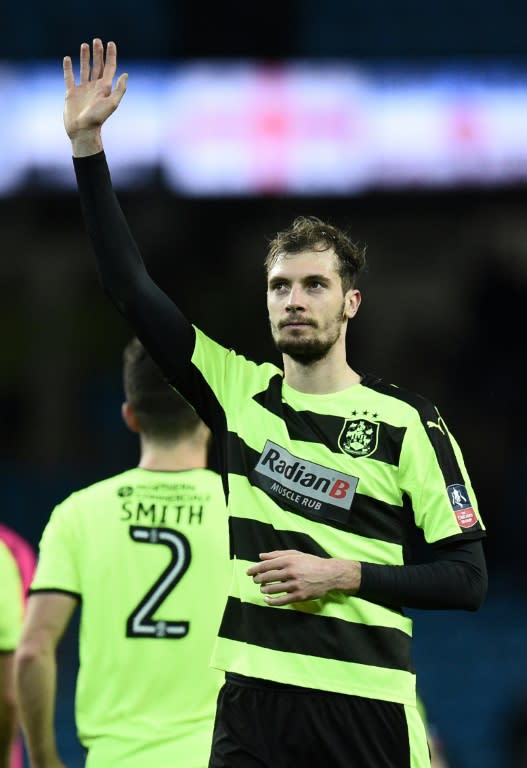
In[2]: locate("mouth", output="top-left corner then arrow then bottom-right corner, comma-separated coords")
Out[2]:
279,319 -> 315,330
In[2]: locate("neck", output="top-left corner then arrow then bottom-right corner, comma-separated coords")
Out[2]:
282,339 -> 361,394
138,434 -> 208,472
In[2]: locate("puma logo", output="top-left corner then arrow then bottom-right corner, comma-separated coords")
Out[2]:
426,420 -> 445,435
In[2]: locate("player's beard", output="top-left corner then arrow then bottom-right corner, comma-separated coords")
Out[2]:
272,301 -> 346,365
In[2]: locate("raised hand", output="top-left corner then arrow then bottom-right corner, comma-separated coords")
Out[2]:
63,38 -> 128,155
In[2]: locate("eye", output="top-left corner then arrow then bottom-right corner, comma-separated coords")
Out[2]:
270,281 -> 288,292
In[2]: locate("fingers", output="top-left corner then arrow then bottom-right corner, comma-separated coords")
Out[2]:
91,37 -> 104,80
79,42 -> 90,85
251,568 -> 284,584
75,39 -> 120,86
63,56 -> 74,91
114,72 -> 128,102
260,580 -> 295,595
258,550 -> 298,561
247,560 -> 285,576
246,551 -> 298,575
263,593 -> 298,607
103,40 -> 118,82
247,550 -> 303,577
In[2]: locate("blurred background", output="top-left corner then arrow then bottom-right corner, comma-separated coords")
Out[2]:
2,2 -> 527,766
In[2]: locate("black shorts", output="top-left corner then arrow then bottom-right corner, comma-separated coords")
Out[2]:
209,674 -> 430,768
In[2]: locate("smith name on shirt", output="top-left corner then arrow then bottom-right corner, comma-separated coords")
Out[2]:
120,501 -> 208,526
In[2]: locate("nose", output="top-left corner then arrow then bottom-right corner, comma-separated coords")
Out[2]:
285,285 -> 306,311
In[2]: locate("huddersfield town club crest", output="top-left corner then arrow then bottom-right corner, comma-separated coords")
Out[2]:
338,418 -> 379,458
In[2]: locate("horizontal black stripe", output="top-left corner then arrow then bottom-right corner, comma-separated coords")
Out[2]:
352,491 -> 412,545
230,517 -> 330,561
227,431 -> 409,543
252,375 -> 406,466
219,596 -> 412,672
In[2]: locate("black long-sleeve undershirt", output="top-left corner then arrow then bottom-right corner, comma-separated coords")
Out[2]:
359,538 -> 487,610
73,150 -> 488,612
74,151 -> 196,389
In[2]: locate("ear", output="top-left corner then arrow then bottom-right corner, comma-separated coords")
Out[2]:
121,402 -> 141,433
344,289 -> 361,319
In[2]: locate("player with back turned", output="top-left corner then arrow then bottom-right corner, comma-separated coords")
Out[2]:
15,338 -> 230,768
61,40 -> 487,768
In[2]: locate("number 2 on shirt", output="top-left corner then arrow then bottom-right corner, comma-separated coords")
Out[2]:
126,526 -> 191,639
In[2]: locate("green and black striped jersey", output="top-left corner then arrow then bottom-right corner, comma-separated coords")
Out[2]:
186,328 -> 484,706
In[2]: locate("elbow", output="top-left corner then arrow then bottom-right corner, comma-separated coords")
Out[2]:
463,569 -> 488,612
100,268 -> 145,309
15,638 -> 51,672
0,688 -> 17,720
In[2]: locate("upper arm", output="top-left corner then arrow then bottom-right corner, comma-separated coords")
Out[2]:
30,497 -> 82,596
18,593 -> 78,654
401,409 -> 485,543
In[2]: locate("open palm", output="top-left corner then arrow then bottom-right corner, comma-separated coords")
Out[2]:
63,38 -> 127,139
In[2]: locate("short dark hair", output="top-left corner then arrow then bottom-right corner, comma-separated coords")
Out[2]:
265,216 -> 366,292
123,337 -> 201,442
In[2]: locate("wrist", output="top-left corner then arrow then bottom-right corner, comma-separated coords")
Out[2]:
70,128 -> 103,157
332,559 -> 361,594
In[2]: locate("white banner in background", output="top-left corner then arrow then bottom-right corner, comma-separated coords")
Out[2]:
2,62 -> 527,195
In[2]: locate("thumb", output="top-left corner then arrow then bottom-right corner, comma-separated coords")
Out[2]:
114,72 -> 128,100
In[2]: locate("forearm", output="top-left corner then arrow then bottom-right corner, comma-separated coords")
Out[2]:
73,151 -> 151,309
271,552 -> 485,609
357,539 -> 488,610
73,151 -> 195,382
249,540 -> 486,610
15,645 -> 60,767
